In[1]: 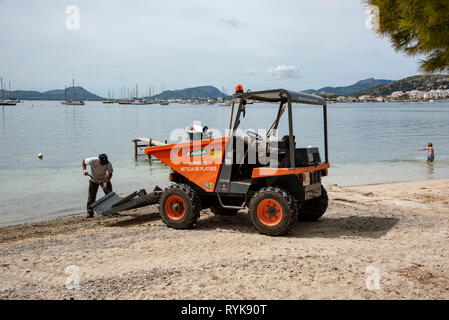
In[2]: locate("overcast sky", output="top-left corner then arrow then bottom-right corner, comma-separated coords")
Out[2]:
0,0 -> 420,97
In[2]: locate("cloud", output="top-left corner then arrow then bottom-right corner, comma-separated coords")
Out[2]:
222,18 -> 245,29
0,1 -> 419,95
267,65 -> 302,80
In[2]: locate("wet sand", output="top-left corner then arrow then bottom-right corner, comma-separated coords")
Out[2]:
1,179 -> 448,299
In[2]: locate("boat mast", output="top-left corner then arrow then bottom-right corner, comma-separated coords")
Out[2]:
72,78 -> 75,100
1,77 -> 3,101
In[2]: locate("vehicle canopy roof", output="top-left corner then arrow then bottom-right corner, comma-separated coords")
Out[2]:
234,89 -> 326,106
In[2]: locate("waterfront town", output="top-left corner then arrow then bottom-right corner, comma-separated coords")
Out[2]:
335,88 -> 449,103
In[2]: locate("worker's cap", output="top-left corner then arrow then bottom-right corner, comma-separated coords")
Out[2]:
98,154 -> 109,165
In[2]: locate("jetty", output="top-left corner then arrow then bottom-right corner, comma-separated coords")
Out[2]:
132,137 -> 167,159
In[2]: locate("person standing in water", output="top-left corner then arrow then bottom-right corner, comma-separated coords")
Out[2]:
418,142 -> 435,162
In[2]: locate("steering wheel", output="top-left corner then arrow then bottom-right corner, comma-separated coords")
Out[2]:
246,130 -> 263,142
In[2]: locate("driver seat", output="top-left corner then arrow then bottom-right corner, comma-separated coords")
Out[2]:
271,135 -> 295,168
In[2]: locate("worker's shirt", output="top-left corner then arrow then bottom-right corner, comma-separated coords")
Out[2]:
85,157 -> 113,183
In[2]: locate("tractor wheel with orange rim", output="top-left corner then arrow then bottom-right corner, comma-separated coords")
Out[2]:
159,184 -> 201,229
249,187 -> 298,236
298,185 -> 328,221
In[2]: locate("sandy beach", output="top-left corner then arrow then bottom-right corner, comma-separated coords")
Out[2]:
1,179 -> 448,300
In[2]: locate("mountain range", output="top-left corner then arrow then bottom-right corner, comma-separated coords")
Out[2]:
5,76 -> 447,101
354,75 -> 449,97
303,78 -> 393,96
4,87 -> 104,100
148,86 -> 226,99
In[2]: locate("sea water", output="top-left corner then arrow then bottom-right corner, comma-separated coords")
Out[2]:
1,101 -> 448,226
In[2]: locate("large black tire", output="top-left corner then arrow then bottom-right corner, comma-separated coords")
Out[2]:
248,187 -> 298,236
298,186 -> 328,221
159,184 -> 201,229
209,205 -> 239,216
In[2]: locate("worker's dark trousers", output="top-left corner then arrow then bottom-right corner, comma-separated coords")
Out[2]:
87,181 -> 113,215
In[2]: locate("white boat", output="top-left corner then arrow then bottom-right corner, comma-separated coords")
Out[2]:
103,89 -> 115,103
218,101 -> 231,106
0,100 -> 16,106
131,99 -> 146,105
61,100 -> 85,105
0,77 -> 16,105
62,78 -> 85,105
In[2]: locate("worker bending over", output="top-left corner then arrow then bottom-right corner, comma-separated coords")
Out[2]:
82,154 -> 113,218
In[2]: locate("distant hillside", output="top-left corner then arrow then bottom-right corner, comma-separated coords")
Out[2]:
6,87 -> 104,100
149,86 -> 225,99
303,78 -> 393,96
354,75 -> 449,97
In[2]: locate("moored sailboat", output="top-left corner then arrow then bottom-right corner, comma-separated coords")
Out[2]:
0,77 -> 16,106
61,78 -> 85,105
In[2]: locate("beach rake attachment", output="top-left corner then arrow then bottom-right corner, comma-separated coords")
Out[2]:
91,186 -> 162,216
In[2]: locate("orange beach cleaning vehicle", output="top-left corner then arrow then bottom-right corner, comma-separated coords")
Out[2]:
143,87 -> 330,236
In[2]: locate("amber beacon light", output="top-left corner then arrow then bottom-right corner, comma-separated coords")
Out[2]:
235,84 -> 243,93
